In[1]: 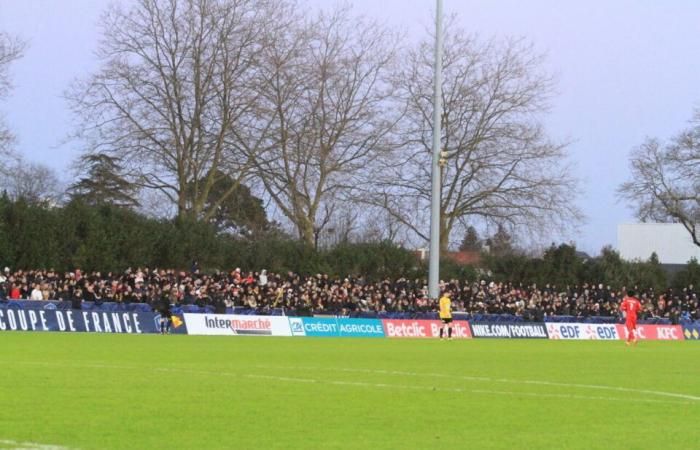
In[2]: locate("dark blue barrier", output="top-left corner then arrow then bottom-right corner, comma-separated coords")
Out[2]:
0,299 -> 153,313
1,300 -> 68,310
0,308 -> 186,334
172,305 -> 215,314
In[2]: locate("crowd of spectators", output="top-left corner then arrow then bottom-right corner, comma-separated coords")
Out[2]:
0,265 -> 697,322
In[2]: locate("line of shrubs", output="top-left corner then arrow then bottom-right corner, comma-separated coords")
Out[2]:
0,196 -> 697,290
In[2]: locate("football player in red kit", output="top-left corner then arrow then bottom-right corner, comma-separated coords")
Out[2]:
620,290 -> 642,346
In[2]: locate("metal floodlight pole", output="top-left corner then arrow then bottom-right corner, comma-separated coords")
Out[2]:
428,0 -> 443,300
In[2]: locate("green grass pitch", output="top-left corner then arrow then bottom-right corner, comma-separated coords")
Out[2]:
1,333 -> 699,449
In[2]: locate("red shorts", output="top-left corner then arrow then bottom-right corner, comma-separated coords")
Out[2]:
626,320 -> 637,331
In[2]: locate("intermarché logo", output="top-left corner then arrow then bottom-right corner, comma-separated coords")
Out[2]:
204,316 -> 272,334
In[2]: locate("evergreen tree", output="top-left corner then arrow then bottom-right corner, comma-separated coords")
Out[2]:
542,243 -> 582,287
193,171 -> 272,237
70,154 -> 140,208
459,226 -> 482,251
486,225 -> 514,256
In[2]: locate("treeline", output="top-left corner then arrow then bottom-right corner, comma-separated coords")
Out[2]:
0,196 -> 420,278
484,245 -> 699,291
0,197 -> 697,289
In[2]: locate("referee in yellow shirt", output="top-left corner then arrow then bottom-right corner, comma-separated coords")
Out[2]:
439,291 -> 453,340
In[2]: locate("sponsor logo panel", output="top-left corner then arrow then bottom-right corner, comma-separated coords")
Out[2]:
682,325 -> 700,340
337,318 -> 385,337
183,314 -> 292,336
297,318 -> 385,337
546,323 -> 619,340
0,308 -> 176,334
614,324 -> 684,340
289,317 -> 306,336
470,322 -> 548,339
382,320 -> 472,339
300,317 -> 339,337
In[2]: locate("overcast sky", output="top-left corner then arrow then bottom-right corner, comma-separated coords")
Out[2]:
1,0 -> 699,254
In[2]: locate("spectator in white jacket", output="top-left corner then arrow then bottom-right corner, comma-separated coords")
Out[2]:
30,283 -> 44,300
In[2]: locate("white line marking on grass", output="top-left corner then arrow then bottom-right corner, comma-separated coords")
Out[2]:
7,360 -> 700,405
170,370 -> 698,406
0,439 -> 71,449
250,364 -> 700,403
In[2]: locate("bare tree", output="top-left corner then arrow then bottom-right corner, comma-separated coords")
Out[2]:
0,31 -> 26,173
619,110 -> 700,247
366,21 -> 582,251
67,0 -> 278,221
3,160 -> 63,206
252,5 -> 399,246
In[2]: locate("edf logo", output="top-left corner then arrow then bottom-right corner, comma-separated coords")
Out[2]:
593,326 -> 616,339
560,325 -> 580,339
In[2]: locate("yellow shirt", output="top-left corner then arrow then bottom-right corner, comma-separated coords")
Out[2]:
439,296 -> 452,319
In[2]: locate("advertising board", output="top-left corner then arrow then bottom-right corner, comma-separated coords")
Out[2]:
382,319 -> 472,339
184,314 -> 292,336
0,308 -> 185,334
290,317 -> 385,337
682,325 -> 700,340
470,322 -> 548,339
615,324 -> 684,340
546,323 -> 619,340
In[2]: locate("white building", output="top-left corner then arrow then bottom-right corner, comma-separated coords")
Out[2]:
617,223 -> 700,264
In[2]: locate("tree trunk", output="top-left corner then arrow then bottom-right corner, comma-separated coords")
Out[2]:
300,219 -> 315,248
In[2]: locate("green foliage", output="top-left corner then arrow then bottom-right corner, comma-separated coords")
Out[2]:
0,198 -> 695,289
484,252 -> 542,285
193,171 -> 272,237
541,243 -> 582,287
324,241 -> 417,280
437,257 -> 479,281
627,252 -> 668,292
674,258 -> 700,289
69,154 -> 140,208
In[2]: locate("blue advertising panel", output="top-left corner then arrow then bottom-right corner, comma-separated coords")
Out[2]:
291,317 -> 385,337
337,318 -> 385,337
0,307 -> 186,334
682,325 -> 700,341
298,317 -> 340,337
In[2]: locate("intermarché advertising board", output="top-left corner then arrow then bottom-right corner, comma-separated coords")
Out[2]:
183,313 -> 292,336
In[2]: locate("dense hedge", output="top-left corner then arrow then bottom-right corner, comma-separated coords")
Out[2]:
483,244 -> 698,291
0,196 -> 697,288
